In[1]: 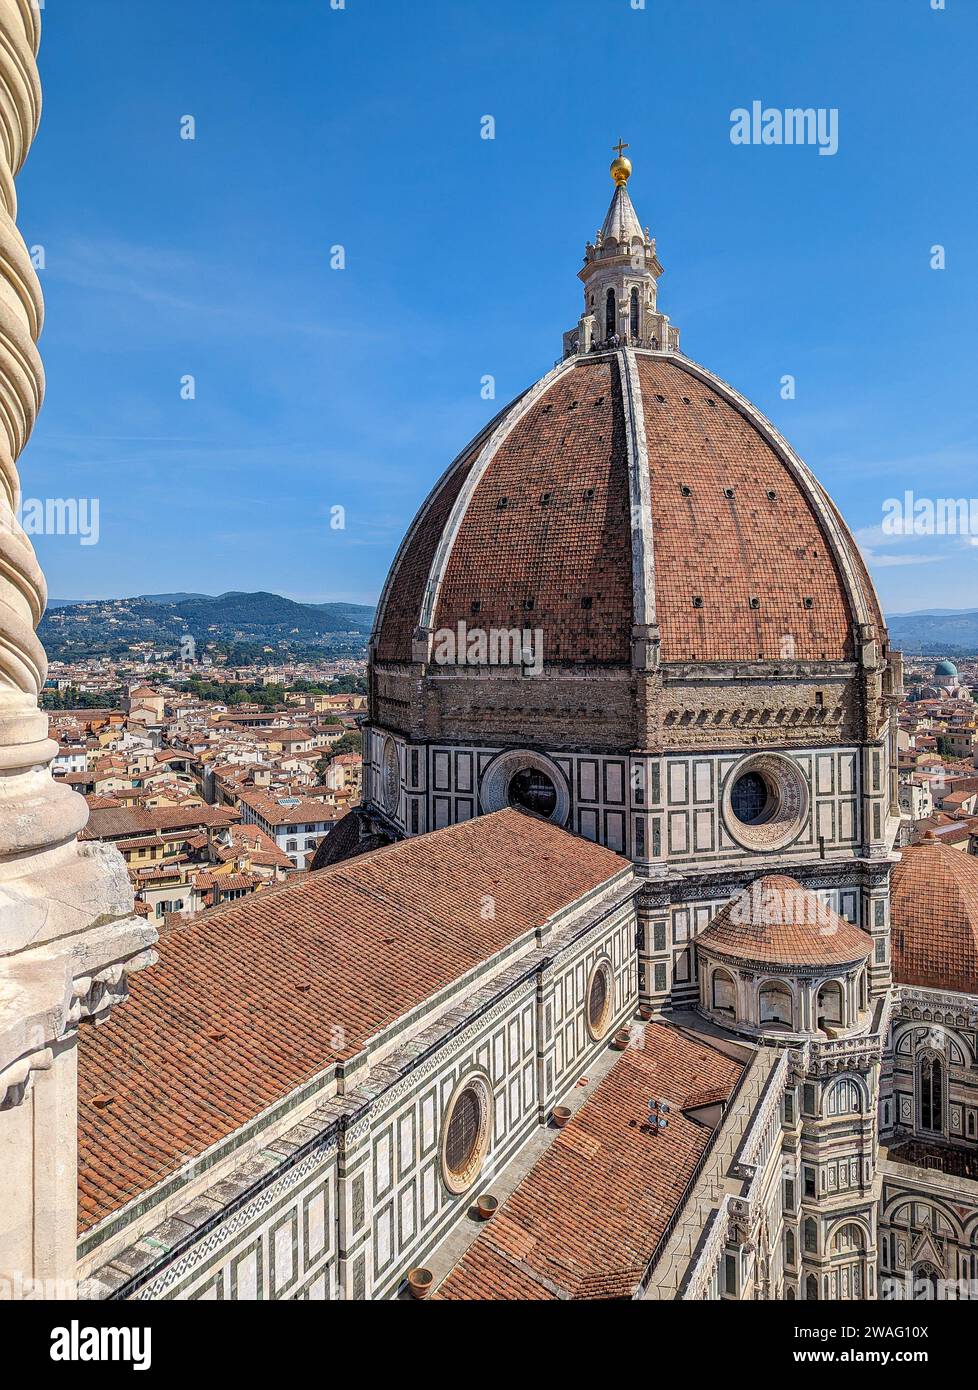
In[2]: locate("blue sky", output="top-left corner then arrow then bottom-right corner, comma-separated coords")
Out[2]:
18,0 -> 978,613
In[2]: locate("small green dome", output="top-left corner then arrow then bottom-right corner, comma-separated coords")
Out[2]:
935,659 -> 958,677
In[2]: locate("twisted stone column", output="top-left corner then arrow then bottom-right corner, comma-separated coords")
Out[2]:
0,0 -> 155,1296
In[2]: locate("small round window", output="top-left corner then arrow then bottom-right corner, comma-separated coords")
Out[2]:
441,1073 -> 492,1195
480,750 -> 569,824
730,770 -> 774,825
585,959 -> 614,1040
508,767 -> 557,817
722,754 -> 809,853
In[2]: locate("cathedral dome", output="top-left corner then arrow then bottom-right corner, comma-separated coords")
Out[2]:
363,151 -> 896,869
696,875 -> 872,970
891,835 -> 978,992
373,155 -> 882,689
935,659 -> 958,677
695,875 -> 873,1038
373,350 -> 882,669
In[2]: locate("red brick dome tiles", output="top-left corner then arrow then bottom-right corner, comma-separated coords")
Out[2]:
372,351 -> 882,667
697,874 -> 872,968
891,837 -> 978,993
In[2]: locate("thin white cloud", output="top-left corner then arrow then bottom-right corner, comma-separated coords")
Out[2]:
863,550 -> 948,568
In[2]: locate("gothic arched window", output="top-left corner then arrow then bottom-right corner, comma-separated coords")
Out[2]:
806,1273 -> 818,1301
630,287 -> 640,341
918,1052 -> 944,1133
605,288 -> 616,339
831,1223 -> 865,1254
912,1262 -> 940,1300
826,1076 -> 862,1117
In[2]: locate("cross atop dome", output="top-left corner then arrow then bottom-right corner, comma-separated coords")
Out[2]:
562,146 -> 680,358
610,137 -> 632,185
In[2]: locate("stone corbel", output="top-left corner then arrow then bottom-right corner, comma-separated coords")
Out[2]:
70,952 -> 154,1028
0,1044 -> 53,1109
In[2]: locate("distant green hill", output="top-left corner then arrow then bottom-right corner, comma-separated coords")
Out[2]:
39,591 -> 376,662
169,591 -> 375,633
136,592 -> 211,605
40,595 -> 978,662
885,610 -> 978,655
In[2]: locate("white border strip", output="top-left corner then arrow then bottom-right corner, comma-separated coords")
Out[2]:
621,347 -> 657,634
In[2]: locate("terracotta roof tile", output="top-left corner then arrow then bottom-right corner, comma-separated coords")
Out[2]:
434,359 -> 633,665
637,357 -> 864,661
77,809 -> 630,1231
437,1023 -> 742,1300
80,805 -> 239,840
372,354 -> 879,668
891,837 -> 978,992
375,433 -> 489,662
696,875 -> 871,967
236,789 -> 339,826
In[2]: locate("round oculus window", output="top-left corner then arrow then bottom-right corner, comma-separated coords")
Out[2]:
730,771 -> 774,825
479,749 -> 570,824
507,767 -> 558,817
585,959 -> 614,1040
441,1073 -> 492,1195
722,754 -> 809,852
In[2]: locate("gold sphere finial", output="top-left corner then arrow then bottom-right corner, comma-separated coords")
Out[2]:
610,138 -> 631,186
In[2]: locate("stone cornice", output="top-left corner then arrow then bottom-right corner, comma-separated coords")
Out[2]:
895,984 -> 978,1028
697,943 -> 869,976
